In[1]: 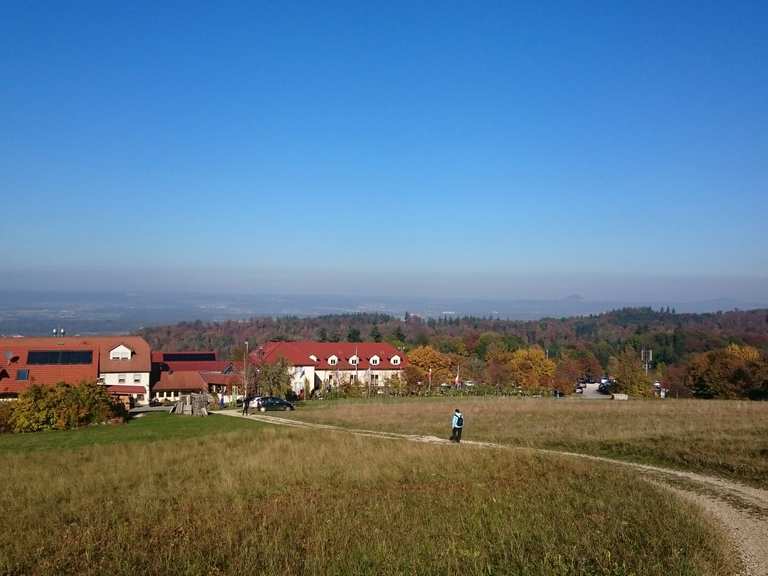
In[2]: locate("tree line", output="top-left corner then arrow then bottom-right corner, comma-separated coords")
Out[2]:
138,307 -> 768,399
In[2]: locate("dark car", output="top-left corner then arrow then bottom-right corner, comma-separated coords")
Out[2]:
253,396 -> 295,412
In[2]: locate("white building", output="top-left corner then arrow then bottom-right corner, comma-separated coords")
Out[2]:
252,341 -> 406,395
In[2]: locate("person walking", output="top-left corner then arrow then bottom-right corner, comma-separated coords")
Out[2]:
242,394 -> 250,416
450,408 -> 464,443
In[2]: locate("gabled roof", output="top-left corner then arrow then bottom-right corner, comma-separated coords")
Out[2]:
0,336 -> 151,388
153,370 -> 208,392
151,350 -> 230,373
252,341 -> 406,371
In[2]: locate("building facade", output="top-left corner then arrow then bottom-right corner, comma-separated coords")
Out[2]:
252,341 -> 406,395
0,336 -> 152,405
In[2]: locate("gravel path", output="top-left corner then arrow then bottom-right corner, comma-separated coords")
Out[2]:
221,410 -> 768,576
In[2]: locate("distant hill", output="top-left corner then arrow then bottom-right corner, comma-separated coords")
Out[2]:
3,290 -> 767,336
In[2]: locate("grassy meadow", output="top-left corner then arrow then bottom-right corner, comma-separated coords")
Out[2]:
290,397 -> 768,488
0,412 -> 737,576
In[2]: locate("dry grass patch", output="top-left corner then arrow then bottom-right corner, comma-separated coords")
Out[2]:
0,414 -> 737,575
291,397 -> 768,487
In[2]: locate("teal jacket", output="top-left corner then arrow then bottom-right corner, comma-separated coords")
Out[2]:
452,412 -> 463,428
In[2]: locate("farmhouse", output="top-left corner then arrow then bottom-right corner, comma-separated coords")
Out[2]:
150,350 -> 240,402
252,341 -> 406,395
0,336 -> 152,406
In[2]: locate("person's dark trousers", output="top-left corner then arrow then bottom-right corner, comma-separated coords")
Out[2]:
242,400 -> 248,415
451,427 -> 462,442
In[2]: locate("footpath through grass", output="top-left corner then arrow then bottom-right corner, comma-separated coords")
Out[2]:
289,396 -> 768,488
0,412 -> 737,576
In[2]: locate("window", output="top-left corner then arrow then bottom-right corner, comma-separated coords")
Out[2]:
391,356 -> 401,366
328,356 -> 338,366
16,369 -> 29,381
350,355 -> 359,366
370,355 -> 380,366
133,374 -> 141,383
118,374 -> 126,384
109,346 -> 132,360
27,350 -> 93,365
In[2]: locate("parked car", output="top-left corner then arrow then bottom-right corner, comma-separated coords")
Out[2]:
252,396 -> 295,412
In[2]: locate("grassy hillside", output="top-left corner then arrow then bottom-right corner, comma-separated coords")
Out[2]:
290,397 -> 768,488
0,413 -> 736,576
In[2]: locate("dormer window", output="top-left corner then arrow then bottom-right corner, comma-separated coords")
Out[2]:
309,354 -> 318,362
350,355 -> 359,366
370,355 -> 380,366
391,355 -> 401,366
110,345 -> 132,360
328,355 -> 338,366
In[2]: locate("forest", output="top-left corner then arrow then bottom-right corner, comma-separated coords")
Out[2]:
138,307 -> 768,399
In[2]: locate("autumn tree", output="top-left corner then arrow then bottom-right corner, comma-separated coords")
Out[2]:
407,346 -> 453,389
256,358 -> 292,396
608,348 -> 652,397
484,342 -> 513,390
508,346 -> 556,391
685,344 -> 765,399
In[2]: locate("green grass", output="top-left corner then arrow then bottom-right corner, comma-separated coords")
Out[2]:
290,396 -> 768,487
0,412 -> 257,453
0,412 -> 737,576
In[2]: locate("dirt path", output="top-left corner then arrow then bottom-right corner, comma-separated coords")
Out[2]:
221,411 -> 768,576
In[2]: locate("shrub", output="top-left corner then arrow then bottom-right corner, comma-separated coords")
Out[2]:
0,402 -> 14,433
9,382 -> 125,433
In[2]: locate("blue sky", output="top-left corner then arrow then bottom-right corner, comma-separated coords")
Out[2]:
2,1 -> 766,300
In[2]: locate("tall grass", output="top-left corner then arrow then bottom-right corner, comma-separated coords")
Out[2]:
291,397 -> 768,487
0,414 -> 736,575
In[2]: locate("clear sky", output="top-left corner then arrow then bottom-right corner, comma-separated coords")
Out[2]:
2,1 -> 766,301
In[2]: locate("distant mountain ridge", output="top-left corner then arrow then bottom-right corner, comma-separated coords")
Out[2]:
1,290 -> 767,336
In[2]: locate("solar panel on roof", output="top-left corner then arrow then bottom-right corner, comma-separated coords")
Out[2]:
27,350 -> 93,365
162,353 -> 216,362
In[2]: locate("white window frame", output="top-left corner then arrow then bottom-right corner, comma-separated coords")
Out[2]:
118,373 -> 127,383
350,355 -> 359,366
328,355 -> 338,366
391,356 -> 401,366
370,355 -> 380,366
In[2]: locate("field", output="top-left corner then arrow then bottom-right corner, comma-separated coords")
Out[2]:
0,412 -> 737,576
289,397 -> 768,488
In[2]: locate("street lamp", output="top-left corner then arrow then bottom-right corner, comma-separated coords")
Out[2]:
244,340 -> 249,399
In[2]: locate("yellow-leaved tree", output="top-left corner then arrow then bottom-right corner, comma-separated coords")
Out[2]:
508,346 -> 556,391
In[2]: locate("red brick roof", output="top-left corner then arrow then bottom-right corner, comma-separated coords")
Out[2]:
0,336 -> 151,389
153,371 -> 207,392
252,341 -> 406,371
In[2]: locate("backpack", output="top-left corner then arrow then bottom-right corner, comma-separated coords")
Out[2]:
456,415 -> 463,427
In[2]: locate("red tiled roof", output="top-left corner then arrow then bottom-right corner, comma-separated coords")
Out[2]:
199,371 -> 240,386
107,385 -> 146,395
251,341 -> 407,371
0,381 -> 31,395
98,337 -> 151,373
156,360 -> 231,372
0,336 -> 151,388
153,371 -> 207,392
151,351 -> 230,373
